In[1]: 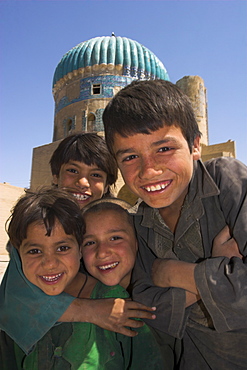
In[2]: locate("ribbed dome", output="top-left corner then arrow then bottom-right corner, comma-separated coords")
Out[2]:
53,35 -> 169,87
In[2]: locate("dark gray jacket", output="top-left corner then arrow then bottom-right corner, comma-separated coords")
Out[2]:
131,158 -> 247,369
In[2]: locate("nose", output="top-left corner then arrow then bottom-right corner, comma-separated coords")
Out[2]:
76,176 -> 90,189
139,156 -> 163,180
42,253 -> 59,270
95,242 -> 111,259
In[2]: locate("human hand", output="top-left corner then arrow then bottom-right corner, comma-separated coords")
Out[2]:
84,298 -> 156,337
212,225 -> 243,259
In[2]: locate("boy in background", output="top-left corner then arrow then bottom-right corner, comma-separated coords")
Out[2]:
103,79 -> 247,369
50,132 -> 117,207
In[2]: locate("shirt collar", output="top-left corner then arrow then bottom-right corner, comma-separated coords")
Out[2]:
131,159 -> 220,225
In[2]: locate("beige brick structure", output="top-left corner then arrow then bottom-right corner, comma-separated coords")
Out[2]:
30,141 -> 62,191
201,140 -> 236,162
0,183 -> 25,254
176,76 -> 208,146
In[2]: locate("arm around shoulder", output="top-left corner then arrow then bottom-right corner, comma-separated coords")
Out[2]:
59,296 -> 157,337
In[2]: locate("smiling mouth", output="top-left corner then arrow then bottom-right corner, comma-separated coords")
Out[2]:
62,187 -> 91,201
98,262 -> 119,271
72,193 -> 91,201
40,273 -> 63,282
142,181 -> 171,192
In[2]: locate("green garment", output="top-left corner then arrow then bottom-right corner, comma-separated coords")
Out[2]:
0,247 -> 75,353
1,282 -> 164,369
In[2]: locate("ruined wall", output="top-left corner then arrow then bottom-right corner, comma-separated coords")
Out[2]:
0,183 -> 24,253
201,140 -> 236,162
30,141 -> 61,191
176,76 -> 208,146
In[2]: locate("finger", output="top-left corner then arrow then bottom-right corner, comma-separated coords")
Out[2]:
128,310 -> 156,320
126,319 -> 145,328
125,300 -> 156,312
116,327 -> 139,337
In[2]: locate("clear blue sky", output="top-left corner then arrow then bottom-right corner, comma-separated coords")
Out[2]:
0,0 -> 246,188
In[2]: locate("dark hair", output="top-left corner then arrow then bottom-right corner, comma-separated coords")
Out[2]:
103,79 -> 201,154
82,198 -> 134,229
7,187 -> 85,249
50,133 -> 118,194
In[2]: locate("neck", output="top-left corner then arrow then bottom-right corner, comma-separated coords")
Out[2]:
159,207 -> 181,233
159,194 -> 187,233
64,272 -> 85,297
119,274 -> 131,290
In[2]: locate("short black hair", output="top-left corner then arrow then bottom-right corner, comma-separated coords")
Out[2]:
103,79 -> 201,155
50,133 -> 118,190
7,187 -> 85,249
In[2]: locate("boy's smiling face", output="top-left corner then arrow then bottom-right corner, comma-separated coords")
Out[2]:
53,160 -> 108,209
82,209 -> 137,289
19,220 -> 82,296
113,125 -> 200,213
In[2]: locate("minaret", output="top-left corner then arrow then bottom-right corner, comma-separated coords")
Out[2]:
176,76 -> 208,146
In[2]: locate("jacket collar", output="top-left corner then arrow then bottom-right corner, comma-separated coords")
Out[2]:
132,159 -> 220,224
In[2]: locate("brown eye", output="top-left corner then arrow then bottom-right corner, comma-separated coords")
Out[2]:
28,249 -> 41,254
57,246 -> 70,252
123,155 -> 137,162
83,241 -> 95,247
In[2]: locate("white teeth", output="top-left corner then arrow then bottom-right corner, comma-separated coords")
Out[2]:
41,273 -> 62,281
98,262 -> 119,271
144,183 -> 169,192
72,193 -> 90,200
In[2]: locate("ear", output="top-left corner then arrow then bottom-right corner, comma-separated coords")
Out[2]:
103,185 -> 109,195
52,174 -> 59,185
192,136 -> 201,160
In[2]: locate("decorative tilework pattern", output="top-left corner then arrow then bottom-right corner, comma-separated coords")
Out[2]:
55,75 -> 134,114
95,109 -> 105,132
82,111 -> 87,132
63,116 -> 75,136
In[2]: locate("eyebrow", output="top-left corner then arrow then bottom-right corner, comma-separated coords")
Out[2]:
21,242 -> 41,250
83,228 -> 128,239
21,238 -> 76,249
153,137 -> 180,147
115,148 -> 136,158
115,137 -> 180,158
66,161 -> 104,171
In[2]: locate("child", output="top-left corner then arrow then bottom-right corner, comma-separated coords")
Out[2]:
0,189 -> 163,369
50,132 -> 118,207
102,79 -> 247,369
0,133 -> 153,354
82,198 -> 138,291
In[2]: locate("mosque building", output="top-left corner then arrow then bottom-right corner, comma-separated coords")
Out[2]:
30,34 -> 235,196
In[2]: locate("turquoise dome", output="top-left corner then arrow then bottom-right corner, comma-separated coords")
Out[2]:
53,35 -> 169,87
